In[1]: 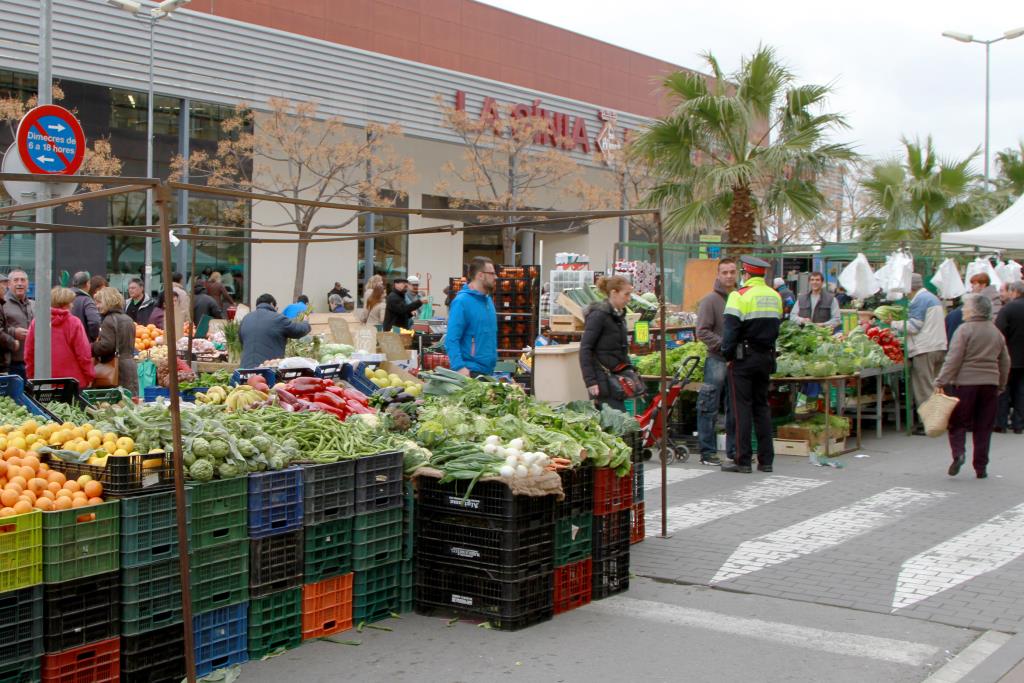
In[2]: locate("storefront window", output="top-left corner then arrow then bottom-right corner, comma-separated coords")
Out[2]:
357,192 -> 409,297
109,89 -> 180,136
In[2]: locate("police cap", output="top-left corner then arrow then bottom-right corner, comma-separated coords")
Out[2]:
739,255 -> 770,276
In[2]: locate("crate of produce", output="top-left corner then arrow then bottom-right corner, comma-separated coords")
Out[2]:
0,374 -> 59,421
190,539 -> 249,612
354,451 -> 403,515
554,512 -> 592,566
353,561 -> 400,625
416,509 -> 553,579
41,636 -> 120,683
592,508 -> 631,560
250,530 -> 303,597
0,656 -> 39,683
340,363 -> 378,397
41,501 -> 120,583
188,477 -> 247,550
592,551 -> 630,600
301,573 -> 353,640
120,558 -> 183,635
351,508 -> 403,572
43,451 -> 174,498
229,368 -> 277,387
401,481 -> 415,561
26,377 -> 85,408
80,387 -> 133,408
119,489 -> 190,568
556,466 -> 593,518
631,465 -> 645,504
303,517 -> 353,583
415,560 -> 552,631
417,476 -> 556,521
399,557 -> 414,614
630,502 -> 645,545
120,622 -> 185,683
193,602 -> 248,678
248,467 -> 303,539
142,387 -> 170,402
593,467 -> 633,516
0,585 -> 42,664
42,570 -> 119,653
0,509 -> 42,592
301,460 -> 356,524
248,587 -> 302,659
554,558 -> 592,615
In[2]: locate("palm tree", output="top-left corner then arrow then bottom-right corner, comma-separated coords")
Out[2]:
856,137 -> 989,244
632,45 -> 855,246
994,143 -> 1024,207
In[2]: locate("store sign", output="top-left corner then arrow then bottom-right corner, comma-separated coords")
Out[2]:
595,110 -> 623,166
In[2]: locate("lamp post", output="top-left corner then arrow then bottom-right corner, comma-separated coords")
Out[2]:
942,27 -> 1024,184
107,0 -> 191,294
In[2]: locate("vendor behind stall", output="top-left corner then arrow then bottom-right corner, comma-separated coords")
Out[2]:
240,294 -> 311,368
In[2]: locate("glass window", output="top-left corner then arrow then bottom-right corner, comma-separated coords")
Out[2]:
357,192 -> 409,298
109,89 -> 179,136
189,101 -> 238,142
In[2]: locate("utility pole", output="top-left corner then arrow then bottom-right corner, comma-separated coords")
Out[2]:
33,0 -> 53,379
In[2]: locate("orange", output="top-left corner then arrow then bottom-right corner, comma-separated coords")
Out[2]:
12,500 -> 31,514
83,481 -> 103,499
21,455 -> 39,470
47,471 -> 66,486
72,491 -> 87,501
28,478 -> 47,495
40,490 -> 55,501
87,497 -> 103,506
46,481 -> 61,494
0,460 -> 7,477
0,507 -> 15,517
0,489 -> 19,507
8,476 -> 26,490
71,498 -> 88,508
38,463 -> 48,472
64,480 -> 81,494
53,497 -> 72,510
6,456 -> 20,467
34,498 -> 52,511
3,447 -> 21,460
19,490 -> 35,504
18,466 -> 35,480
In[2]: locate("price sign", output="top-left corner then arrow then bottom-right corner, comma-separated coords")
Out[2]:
633,321 -> 649,344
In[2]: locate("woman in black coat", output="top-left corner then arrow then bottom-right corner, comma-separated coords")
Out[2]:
579,275 -> 635,411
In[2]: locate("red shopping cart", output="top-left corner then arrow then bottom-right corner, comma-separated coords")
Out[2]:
636,355 -> 702,463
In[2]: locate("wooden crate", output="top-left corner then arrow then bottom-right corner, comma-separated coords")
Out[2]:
556,293 -> 587,322
777,424 -> 849,449
773,437 -> 846,457
550,315 -> 584,332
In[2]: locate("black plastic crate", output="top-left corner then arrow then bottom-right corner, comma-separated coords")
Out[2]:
250,530 -> 304,597
557,467 -> 593,518
354,452 -> 403,515
302,460 -> 356,524
417,476 -> 556,521
27,377 -> 85,407
625,431 -> 644,464
304,518 -> 353,583
592,551 -> 630,599
416,509 -> 553,580
42,570 -> 120,653
632,465 -> 645,504
120,622 -> 185,683
43,450 -> 175,498
0,656 -> 39,683
0,585 -> 42,664
592,509 -> 631,561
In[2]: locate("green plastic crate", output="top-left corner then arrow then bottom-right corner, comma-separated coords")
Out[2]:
248,587 -> 302,659
0,655 -> 39,683
401,481 -> 414,562
399,558 -> 413,614
303,518 -> 353,584
120,558 -> 183,635
41,500 -> 120,583
80,387 -> 132,407
0,510 -> 42,593
119,489 -> 191,567
554,513 -> 593,566
188,478 -> 248,550
190,539 -> 249,612
352,508 -> 402,571
353,562 -> 401,624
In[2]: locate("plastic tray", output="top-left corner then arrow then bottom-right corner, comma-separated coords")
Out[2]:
340,363 -> 378,397
121,558 -> 183,635
593,467 -> 633,516
352,561 -> 401,625
301,573 -> 353,640
42,570 -> 119,653
248,587 -> 302,659
41,501 -> 120,583
187,477 -> 247,550
119,489 -> 190,567
353,452 -> 403,515
0,374 -> 59,421
592,550 -> 630,600
0,509 -> 42,592
142,387 -> 170,402
247,468 -> 303,539
417,476 -> 556,520
120,622 -> 185,683
0,656 -> 39,683
303,517 -> 353,583
314,364 -> 344,380
554,558 -> 592,614
0,585 -> 42,664
554,512 -> 593,566
249,530 -> 304,597
193,603 -> 249,678
592,509 -> 631,561
275,367 -> 315,383
399,557 -> 414,614
43,451 -> 174,498
190,539 -> 249,612
41,636 -> 120,683
80,387 -> 133,407
301,460 -> 356,524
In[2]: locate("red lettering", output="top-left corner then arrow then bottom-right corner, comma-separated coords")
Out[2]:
455,90 -> 466,112
571,116 -> 590,153
512,103 -> 531,119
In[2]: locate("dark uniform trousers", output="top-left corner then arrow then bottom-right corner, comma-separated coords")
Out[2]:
730,349 -> 775,468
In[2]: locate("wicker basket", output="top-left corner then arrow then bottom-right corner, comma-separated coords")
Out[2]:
917,391 -> 960,437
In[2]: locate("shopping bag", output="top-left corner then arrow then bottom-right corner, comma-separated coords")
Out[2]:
930,258 -> 966,300
137,360 -> 158,395
917,390 -> 960,437
838,253 -> 879,300
995,259 -> 1022,285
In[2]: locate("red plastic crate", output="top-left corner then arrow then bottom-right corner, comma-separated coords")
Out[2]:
42,636 -> 120,683
630,502 -> 645,545
422,353 -> 450,370
553,558 -> 592,615
593,467 -> 632,516
302,573 -> 354,640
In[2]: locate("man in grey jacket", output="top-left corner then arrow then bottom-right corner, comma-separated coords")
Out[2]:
69,271 -> 102,342
696,258 -> 737,465
3,269 -> 33,380
891,274 -> 948,432
238,293 -> 311,368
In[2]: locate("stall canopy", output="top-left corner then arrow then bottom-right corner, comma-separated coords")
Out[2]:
942,193 -> 1024,249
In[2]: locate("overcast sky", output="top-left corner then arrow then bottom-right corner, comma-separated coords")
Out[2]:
484,0 -> 1024,173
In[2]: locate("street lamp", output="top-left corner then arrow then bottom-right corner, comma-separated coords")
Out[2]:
108,0 -> 191,294
942,27 -> 1024,184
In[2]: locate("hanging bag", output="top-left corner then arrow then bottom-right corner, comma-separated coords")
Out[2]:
917,388 -> 959,437
92,318 -> 120,388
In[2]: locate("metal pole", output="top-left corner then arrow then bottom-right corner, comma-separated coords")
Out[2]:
177,96 -> 190,278
656,213 -> 670,539
144,16 -> 155,295
33,0 -> 53,379
983,41 -> 991,184
618,175 -> 627,260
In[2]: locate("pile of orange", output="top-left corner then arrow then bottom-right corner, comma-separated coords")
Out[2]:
0,447 -> 104,516
135,324 -> 162,351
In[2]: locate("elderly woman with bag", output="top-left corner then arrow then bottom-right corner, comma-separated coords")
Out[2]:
934,293 -> 1010,479
579,275 -> 643,412
92,286 -> 139,396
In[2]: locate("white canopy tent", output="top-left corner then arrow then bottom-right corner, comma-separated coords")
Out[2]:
942,193 -> 1024,249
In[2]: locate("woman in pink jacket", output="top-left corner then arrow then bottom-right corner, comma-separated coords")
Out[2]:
25,287 -> 96,387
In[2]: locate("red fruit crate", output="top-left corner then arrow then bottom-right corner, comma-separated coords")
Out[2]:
41,636 -> 120,683
422,353 -> 450,371
593,467 -> 632,516
302,573 -> 353,640
553,558 -> 592,615
630,502 -> 645,545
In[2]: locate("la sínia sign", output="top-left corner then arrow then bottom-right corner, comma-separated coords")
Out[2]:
16,104 -> 85,175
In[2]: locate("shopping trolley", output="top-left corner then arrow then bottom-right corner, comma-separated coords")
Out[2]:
637,355 -> 702,464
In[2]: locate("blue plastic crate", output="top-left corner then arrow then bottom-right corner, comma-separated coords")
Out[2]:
0,374 -> 59,420
247,468 -> 304,539
143,386 -> 170,402
315,364 -> 343,380
229,368 -> 276,388
193,603 -> 248,677
340,363 -> 378,396
180,387 -> 208,403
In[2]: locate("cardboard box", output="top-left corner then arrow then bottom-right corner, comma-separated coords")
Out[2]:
380,361 -> 421,384
777,424 -> 849,449
774,437 -> 846,457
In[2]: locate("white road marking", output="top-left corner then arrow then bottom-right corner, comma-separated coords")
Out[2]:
641,467 -> 713,491
893,502 -> 1024,611
645,476 -> 827,535
587,596 -> 942,666
712,487 -> 950,584
921,631 -> 1011,683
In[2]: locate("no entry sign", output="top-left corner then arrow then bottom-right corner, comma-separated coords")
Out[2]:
16,104 -> 85,175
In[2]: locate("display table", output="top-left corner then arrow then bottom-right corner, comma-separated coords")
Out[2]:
770,373 -> 859,457
850,364 -> 905,439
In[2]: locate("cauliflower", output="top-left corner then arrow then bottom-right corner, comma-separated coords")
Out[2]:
251,435 -> 272,454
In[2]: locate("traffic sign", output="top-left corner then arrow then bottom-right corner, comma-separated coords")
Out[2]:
1,143 -> 78,204
15,104 -> 85,175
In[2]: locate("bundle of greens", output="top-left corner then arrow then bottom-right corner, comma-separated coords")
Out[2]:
633,341 -> 707,380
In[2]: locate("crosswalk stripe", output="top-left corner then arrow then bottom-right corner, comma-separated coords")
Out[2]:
641,467 -> 713,490
587,596 -> 942,666
892,502 -> 1024,612
711,487 -> 951,584
644,475 -> 827,535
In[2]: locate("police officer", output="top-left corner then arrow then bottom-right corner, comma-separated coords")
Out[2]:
720,256 -> 783,473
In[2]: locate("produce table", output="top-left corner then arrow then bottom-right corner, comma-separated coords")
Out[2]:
770,373 -> 860,457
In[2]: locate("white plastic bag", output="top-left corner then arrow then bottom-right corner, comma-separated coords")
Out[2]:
875,251 -> 914,297
838,254 -> 879,300
966,257 -> 1002,289
930,258 -> 966,300
995,259 -> 1022,284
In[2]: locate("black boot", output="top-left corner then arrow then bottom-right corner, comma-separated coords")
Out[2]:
721,463 -> 752,473
757,464 -> 773,473
948,454 -> 965,476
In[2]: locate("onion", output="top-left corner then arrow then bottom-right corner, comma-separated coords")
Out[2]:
499,465 -> 516,477
505,448 -> 521,460
485,435 -> 501,446
483,444 -> 498,454
527,464 -> 543,476
508,438 -> 525,451
515,464 -> 528,478
522,453 -> 538,466
505,454 -> 518,466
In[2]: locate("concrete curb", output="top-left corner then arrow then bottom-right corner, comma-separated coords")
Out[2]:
961,631 -> 1024,683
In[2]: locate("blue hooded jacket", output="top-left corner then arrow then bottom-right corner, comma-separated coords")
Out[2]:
445,285 -> 497,374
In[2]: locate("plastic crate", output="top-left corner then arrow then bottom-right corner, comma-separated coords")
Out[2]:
0,509 -> 42,592
188,477 -> 247,550
301,573 -> 353,640
80,387 -> 133,407
554,512 -> 592,566
301,460 -> 356,525
42,570 -> 119,653
630,502 -> 645,545
41,636 -> 119,683
250,530 -> 304,597
0,656 -> 39,683
26,377 -> 84,408
229,368 -> 276,387
401,481 -> 415,562
0,585 -> 43,663
41,501 -> 120,583
399,558 -> 414,614
353,561 -> 401,625
303,517 -> 353,583
120,559 -> 183,635
593,467 -> 633,516
557,466 -> 593,518
631,465 -> 645,504
625,431 -> 645,462
248,468 -> 303,539
592,551 -> 630,600
340,363 -> 379,397
592,509 -> 631,561
193,603 -> 248,678
119,489 -> 190,568
142,387 -> 170,402
351,508 -> 403,572
120,622 -> 185,683
354,451 -> 403,515
314,364 -> 344,380
42,451 -> 174,498
554,558 -> 592,614
415,560 -> 553,631
190,539 -> 249,612
416,509 -> 553,579
275,367 -> 315,383
417,476 -> 557,521
0,374 -> 58,421
248,587 -> 302,659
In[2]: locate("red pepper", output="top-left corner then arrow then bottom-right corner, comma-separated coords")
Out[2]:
866,327 -> 880,339
323,385 -> 346,397
275,388 -> 300,406
342,388 -> 368,404
287,376 -> 327,394
314,403 -> 349,420
312,391 -> 346,409
346,400 -> 373,414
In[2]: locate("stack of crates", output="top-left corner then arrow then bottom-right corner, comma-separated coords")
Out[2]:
552,467 -> 593,615
630,451 -> 645,545
0,509 -> 43,682
400,481 -> 415,613
592,467 -> 632,599
415,476 -> 555,631
494,265 -> 539,356
351,452 -> 404,626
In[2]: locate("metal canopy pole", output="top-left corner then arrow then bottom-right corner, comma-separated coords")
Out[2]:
144,15 -> 156,295
656,213 -> 670,539
32,0 -> 53,379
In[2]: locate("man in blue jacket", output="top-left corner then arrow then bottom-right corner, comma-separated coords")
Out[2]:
239,294 -> 311,368
446,257 -> 498,376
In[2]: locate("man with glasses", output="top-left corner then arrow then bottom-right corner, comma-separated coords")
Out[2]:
446,256 -> 498,377
3,269 -> 34,380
